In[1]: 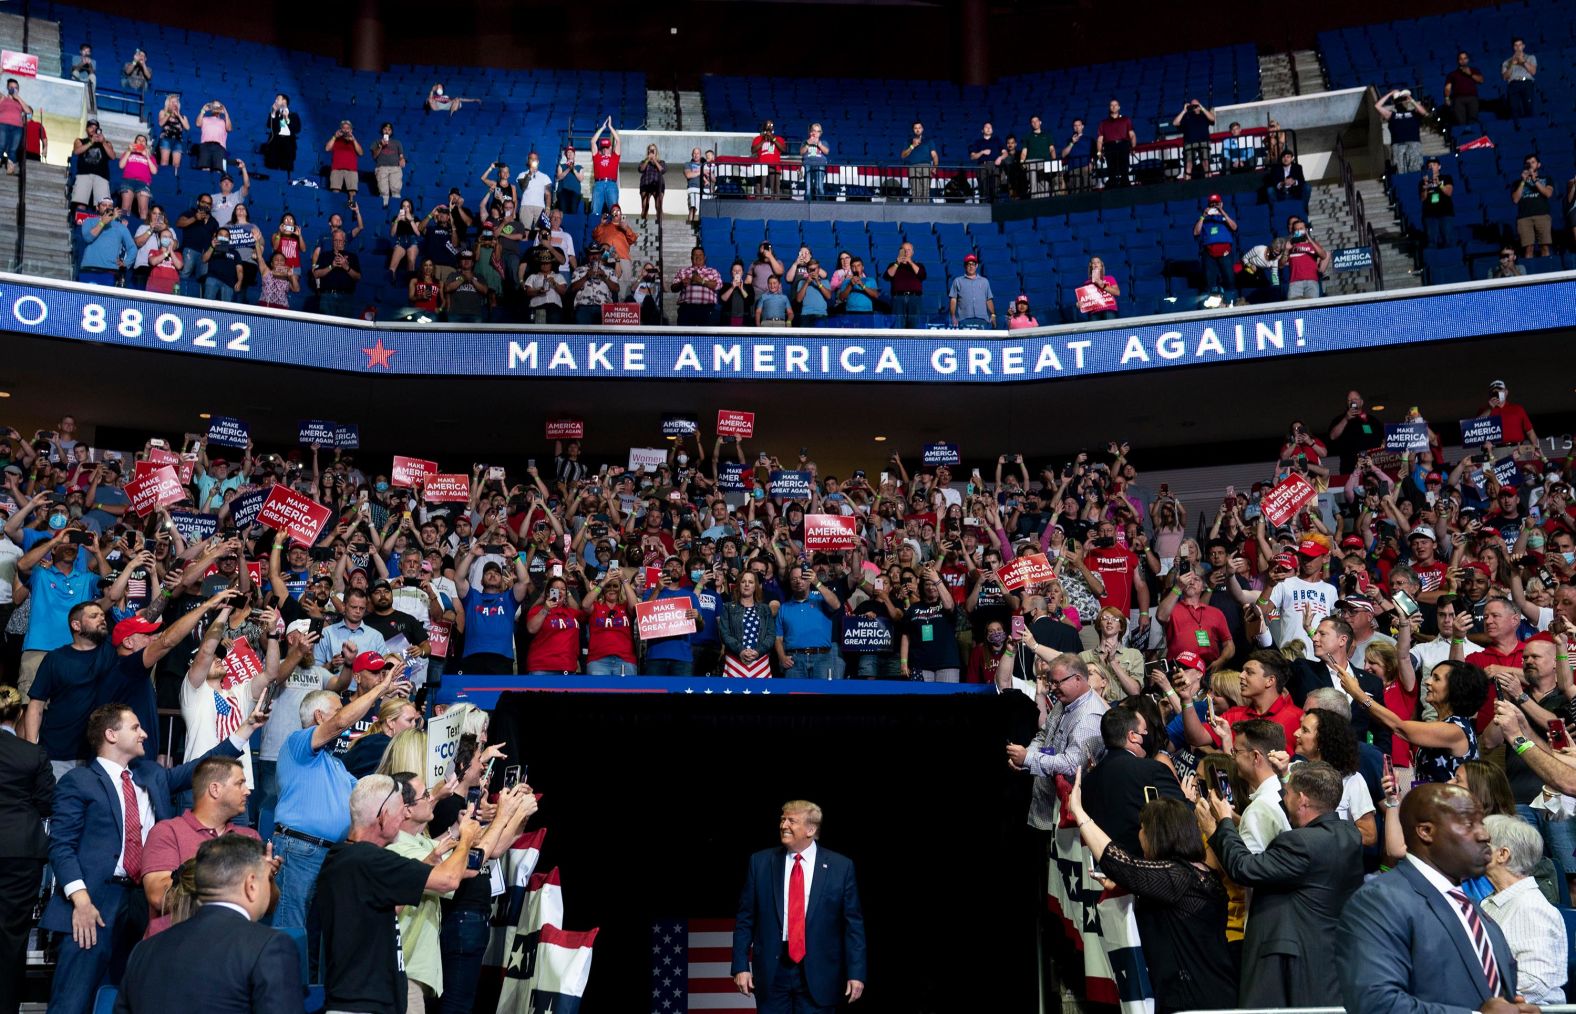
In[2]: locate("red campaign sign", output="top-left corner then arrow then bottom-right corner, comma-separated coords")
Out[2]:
257,486 -> 333,546
600,303 -> 642,326
177,453 -> 198,485
716,410 -> 755,438
636,598 -> 697,640
803,514 -> 858,550
1,51 -> 39,77
146,446 -> 179,466
424,474 -> 471,503
545,419 -> 584,440
1261,474 -> 1318,527
221,639 -> 266,689
391,455 -> 439,488
427,620 -> 452,659
126,465 -> 186,516
999,553 -> 1056,591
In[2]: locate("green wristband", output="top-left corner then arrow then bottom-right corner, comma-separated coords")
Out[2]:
1515,741 -> 1534,756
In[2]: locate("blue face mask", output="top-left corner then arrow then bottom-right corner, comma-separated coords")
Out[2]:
375,482 -> 389,493
1564,552 -> 1576,567
690,569 -> 704,584
47,512 -> 68,531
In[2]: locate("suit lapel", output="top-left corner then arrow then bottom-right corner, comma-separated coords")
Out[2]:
805,849 -> 830,928
1396,861 -> 1492,1000
771,847 -> 786,936
92,761 -> 125,843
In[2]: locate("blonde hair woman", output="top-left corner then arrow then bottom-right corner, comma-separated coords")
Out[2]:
376,727 -> 428,779
344,697 -> 421,777
1080,606 -> 1144,698
157,94 -> 189,172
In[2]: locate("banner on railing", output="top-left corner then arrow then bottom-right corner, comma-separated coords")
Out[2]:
2,272 -> 1574,385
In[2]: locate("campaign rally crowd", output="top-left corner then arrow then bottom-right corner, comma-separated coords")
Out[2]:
0,374 -> 1574,1013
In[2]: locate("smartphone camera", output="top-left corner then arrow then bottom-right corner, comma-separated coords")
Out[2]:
466,847 -> 486,871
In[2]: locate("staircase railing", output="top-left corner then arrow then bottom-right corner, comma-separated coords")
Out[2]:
1333,134 -> 1382,291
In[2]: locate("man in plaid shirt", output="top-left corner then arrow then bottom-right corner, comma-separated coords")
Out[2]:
671,246 -> 721,325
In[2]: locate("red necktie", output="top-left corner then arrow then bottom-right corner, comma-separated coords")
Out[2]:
121,770 -> 144,881
788,853 -> 806,963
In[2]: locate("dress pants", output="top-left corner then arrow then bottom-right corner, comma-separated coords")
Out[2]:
758,944 -> 834,1014
0,858 -> 43,1014
48,881 -> 147,1014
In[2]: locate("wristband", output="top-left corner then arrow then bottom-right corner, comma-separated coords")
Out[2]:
1559,654 -> 1570,662
1514,740 -> 1534,756
1172,587 -> 1184,598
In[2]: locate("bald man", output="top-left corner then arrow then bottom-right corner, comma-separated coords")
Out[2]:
1338,784 -> 1531,1013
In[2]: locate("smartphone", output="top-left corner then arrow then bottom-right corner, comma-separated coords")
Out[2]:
551,563 -> 563,578
465,784 -> 483,809
65,530 -> 93,545
1011,615 -> 1026,640
1158,482 -> 1169,496
256,680 -> 279,717
310,546 -> 335,562
487,466 -> 506,481
466,847 -> 486,871
1212,768 -> 1234,804
1146,658 -> 1173,678
1391,590 -> 1420,619
1382,755 -> 1400,807
527,458 -> 536,470
142,537 -> 157,552
482,543 -> 506,555
873,576 -> 885,592
1142,785 -> 1160,804
308,616 -> 325,637
503,764 -> 521,790
148,438 -> 168,450
1549,719 -> 1571,751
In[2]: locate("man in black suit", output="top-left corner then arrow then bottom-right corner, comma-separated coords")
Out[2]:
1082,705 -> 1184,855
115,834 -> 301,1014
733,800 -> 867,1014
1198,760 -> 1363,1009
0,685 -> 53,1014
1289,616 -> 1389,754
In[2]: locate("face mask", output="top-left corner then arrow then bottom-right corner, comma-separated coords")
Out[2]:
1528,535 -> 1545,550
987,630 -> 1007,648
375,481 -> 389,493
1564,552 -> 1576,567
690,569 -> 704,584
676,454 -> 688,466
47,512 -> 68,530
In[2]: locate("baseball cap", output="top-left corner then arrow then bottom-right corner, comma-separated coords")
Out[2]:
1489,379 -> 1507,391
1336,594 -> 1375,614
1407,525 -> 1437,542
111,616 -> 163,646
1296,537 -> 1329,558
285,619 -> 313,637
1424,472 -> 1443,485
1461,561 -> 1492,579
963,254 -> 979,264
352,650 -> 394,674
209,457 -> 228,467
370,578 -> 392,591
597,136 -> 611,147
1174,650 -> 1207,673
1207,193 -> 1222,203
1272,551 -> 1298,571
1339,535 -> 1365,550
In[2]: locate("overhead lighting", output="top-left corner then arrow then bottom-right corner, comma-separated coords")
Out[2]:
665,435 -> 677,442
873,435 -> 887,442
1370,404 -> 1386,412
198,412 -> 212,419
0,391 -> 10,398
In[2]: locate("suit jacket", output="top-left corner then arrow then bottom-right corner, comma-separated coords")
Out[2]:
1082,748 -> 1184,856
732,845 -> 867,1007
0,729 -> 54,859
43,739 -> 242,933
115,903 -> 303,1014
1210,811 -> 1364,1008
1289,659 -> 1390,755
1338,858 -> 1517,1014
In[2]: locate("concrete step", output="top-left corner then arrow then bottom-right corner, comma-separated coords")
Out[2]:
0,13 -> 63,77
1292,50 -> 1328,94
644,88 -> 678,130
677,90 -> 706,132
95,110 -> 149,156
1258,54 -> 1299,100
0,162 -> 75,279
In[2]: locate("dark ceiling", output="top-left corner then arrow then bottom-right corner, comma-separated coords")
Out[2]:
3,326 -> 1572,477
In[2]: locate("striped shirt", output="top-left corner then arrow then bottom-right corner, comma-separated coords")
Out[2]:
674,265 -> 722,305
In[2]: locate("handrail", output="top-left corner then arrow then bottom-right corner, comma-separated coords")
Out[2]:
1286,50 -> 1301,97
1365,221 -> 1383,291
1332,134 -> 1382,291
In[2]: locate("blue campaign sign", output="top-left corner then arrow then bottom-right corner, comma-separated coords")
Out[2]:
1330,247 -> 1374,272
166,509 -> 218,543
206,415 -> 250,448
841,616 -> 894,653
718,461 -> 748,491
922,442 -> 961,466
769,470 -> 812,500
1460,417 -> 1504,446
333,423 -> 360,449
4,271 -> 1576,384
1492,457 -> 1520,488
298,419 -> 338,445
661,414 -> 698,435
1383,422 -> 1429,452
230,488 -> 270,528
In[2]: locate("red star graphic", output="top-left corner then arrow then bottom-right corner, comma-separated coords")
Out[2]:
361,338 -> 396,370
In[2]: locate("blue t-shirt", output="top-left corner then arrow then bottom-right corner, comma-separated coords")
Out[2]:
23,565 -> 100,652
777,592 -> 835,649
693,586 -> 721,647
276,726 -> 357,841
462,588 -> 518,659
799,280 -> 829,317
757,292 -> 790,321
643,586 -> 701,661
21,529 -> 91,574
902,139 -> 936,166
85,485 -> 129,532
193,471 -> 242,511
29,642 -> 117,761
1063,135 -> 1093,168
970,137 -> 1000,165
840,278 -> 875,312
1165,699 -> 1209,751
686,160 -> 701,190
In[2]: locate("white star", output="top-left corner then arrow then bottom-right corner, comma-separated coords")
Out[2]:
662,976 -> 672,986
662,955 -> 672,966
723,687 -> 733,694
684,688 -> 694,694
652,944 -> 662,954
662,933 -> 673,943
704,688 -> 713,694
651,923 -> 662,933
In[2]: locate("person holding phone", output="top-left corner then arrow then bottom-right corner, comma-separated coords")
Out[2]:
1067,764 -> 1238,1012
524,569 -> 586,675
1081,705 -> 1187,855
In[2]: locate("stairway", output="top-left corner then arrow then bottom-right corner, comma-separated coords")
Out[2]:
0,162 -> 76,279
645,88 -> 677,130
1290,50 -> 1328,93
1353,178 -> 1422,290
0,12 -> 63,77
1307,183 -> 1373,295
644,218 -> 698,322
1258,50 -> 1329,99
677,91 -> 706,132
95,110 -> 150,155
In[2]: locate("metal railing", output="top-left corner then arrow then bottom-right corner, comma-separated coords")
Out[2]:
707,129 -> 1294,204
1333,135 -> 1383,292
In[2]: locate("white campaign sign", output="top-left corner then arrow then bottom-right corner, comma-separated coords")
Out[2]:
426,708 -> 467,785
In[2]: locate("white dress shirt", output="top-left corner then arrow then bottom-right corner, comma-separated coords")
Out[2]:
62,756 -> 154,899
1481,875 -> 1569,1004
781,841 -> 817,941
1405,854 -> 1481,949
1238,776 -> 1291,854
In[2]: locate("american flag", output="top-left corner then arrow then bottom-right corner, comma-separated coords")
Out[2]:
212,690 -> 244,741
650,918 -> 755,1013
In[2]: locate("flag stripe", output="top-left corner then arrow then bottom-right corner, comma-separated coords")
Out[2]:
685,994 -> 757,1010
689,946 -> 732,962
688,932 -> 733,948
686,963 -> 735,981
688,918 -> 737,933
655,918 -> 757,1013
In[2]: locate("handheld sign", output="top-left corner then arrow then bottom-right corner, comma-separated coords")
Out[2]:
1261,474 -> 1317,527
228,487 -> 271,528
167,509 -> 218,543
803,514 -> 858,550
716,410 -> 755,438
424,474 -> 472,503
768,470 -> 813,500
333,424 -> 360,449
627,447 -> 668,472
999,553 -> 1055,591
426,620 -> 452,659
718,461 -> 749,491
545,419 -> 584,440
841,616 -> 894,653
1460,417 -> 1503,446
661,414 -> 698,436
220,639 -> 266,689
1383,422 -> 1429,453
922,443 -> 961,467
257,486 -> 333,546
600,303 -> 641,326
126,465 -> 185,516
636,598 -> 697,640
206,416 -> 250,448
298,419 -> 339,445
391,455 -> 439,488
425,707 -> 467,785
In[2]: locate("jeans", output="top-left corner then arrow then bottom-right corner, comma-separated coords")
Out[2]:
0,123 -> 21,165
1392,141 -> 1423,176
1448,96 -> 1480,124
1507,80 -> 1534,120
590,179 -> 619,218
677,303 -> 717,326
787,650 -> 835,680
855,653 -> 903,679
439,908 -> 490,1014
917,667 -> 961,683
645,657 -> 693,677
1423,217 -> 1454,249
270,831 -> 330,980
586,656 -> 636,675
202,276 -> 238,302
253,759 -> 278,836
320,291 -> 357,318
1201,253 -> 1235,295
78,267 -> 119,288
1286,279 -> 1321,300
804,157 -> 827,201
179,248 -> 207,296
891,292 -> 924,329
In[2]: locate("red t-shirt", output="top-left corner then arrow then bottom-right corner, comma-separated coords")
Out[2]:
1488,402 -> 1535,443
1097,116 -> 1133,145
592,150 -> 619,182
587,600 -> 636,664
1410,558 -> 1450,592
1219,693 -> 1304,750
1163,600 -> 1231,663
1384,680 -> 1420,768
1286,240 -> 1321,282
1465,641 -> 1522,732
1084,546 -> 1138,613
142,812 -> 260,937
752,133 -> 785,165
330,137 -> 359,172
525,605 -> 586,672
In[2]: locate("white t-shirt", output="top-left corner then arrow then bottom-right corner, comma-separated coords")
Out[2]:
0,535 -> 21,605
1268,576 -> 1338,659
181,676 -> 256,786
519,172 -> 552,209
1338,770 -> 1376,823
259,663 -> 333,761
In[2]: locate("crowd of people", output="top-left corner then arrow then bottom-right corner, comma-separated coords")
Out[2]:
0,372 -> 1573,1011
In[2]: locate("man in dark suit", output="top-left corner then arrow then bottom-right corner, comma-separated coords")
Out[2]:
45,702 -> 252,1014
732,800 -> 867,1014
1289,616 -> 1389,754
1198,759 -> 1363,1009
115,834 -> 301,1014
1083,705 -> 1184,855
1338,783 -> 1528,1014
0,685 -> 54,1014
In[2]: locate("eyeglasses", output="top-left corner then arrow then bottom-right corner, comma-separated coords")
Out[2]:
378,783 -> 405,818
1046,672 -> 1084,690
